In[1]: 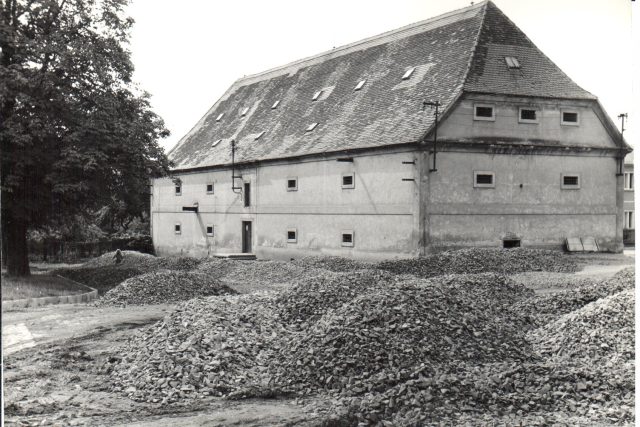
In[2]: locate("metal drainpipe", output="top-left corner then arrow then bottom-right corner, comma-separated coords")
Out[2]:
423,101 -> 440,172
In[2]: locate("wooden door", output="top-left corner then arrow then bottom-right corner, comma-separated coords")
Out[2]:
242,221 -> 252,253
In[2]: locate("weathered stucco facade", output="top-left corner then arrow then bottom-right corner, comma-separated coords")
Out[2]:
152,1 -> 630,259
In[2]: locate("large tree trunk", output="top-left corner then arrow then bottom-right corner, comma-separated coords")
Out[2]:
4,210 -> 30,277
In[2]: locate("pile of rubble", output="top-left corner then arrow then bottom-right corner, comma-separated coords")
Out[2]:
97,271 -> 236,306
82,250 -> 158,269
292,256 -> 372,272
55,266 -> 144,295
107,294 -> 284,403
378,248 -> 579,278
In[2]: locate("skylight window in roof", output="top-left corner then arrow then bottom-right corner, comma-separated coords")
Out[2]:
312,90 -> 323,101
271,100 -> 280,109
354,80 -> 366,91
255,131 -> 265,140
505,56 -> 520,69
212,139 -> 222,147
216,113 -> 224,121
306,123 -> 318,132
402,67 -> 416,80
240,107 -> 249,117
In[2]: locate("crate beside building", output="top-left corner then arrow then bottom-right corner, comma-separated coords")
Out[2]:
151,1 -> 631,260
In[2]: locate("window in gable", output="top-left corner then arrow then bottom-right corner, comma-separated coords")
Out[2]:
306,122 -> 318,132
271,100 -> 280,109
354,80 -> 366,91
206,183 -> 214,194
561,110 -> 579,126
402,67 -> 415,80
474,104 -> 495,121
216,113 -> 224,121
240,107 -> 249,117
474,171 -> 495,188
519,107 -> 538,123
561,174 -> 580,189
505,56 -> 520,69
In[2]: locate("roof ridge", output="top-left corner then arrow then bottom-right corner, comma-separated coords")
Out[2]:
235,1 -> 488,87
460,2 -> 490,92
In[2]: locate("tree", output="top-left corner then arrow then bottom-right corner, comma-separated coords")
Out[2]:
1,0 -> 171,276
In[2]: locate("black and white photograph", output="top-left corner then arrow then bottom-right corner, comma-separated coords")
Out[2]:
1,0 -> 636,425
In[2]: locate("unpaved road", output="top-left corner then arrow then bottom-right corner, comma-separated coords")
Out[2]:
2,251 -> 634,426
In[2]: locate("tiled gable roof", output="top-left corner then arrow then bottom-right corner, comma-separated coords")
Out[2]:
169,1 -> 597,170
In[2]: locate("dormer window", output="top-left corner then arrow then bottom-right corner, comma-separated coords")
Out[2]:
240,107 -> 249,117
212,139 -> 222,147
402,67 -> 415,80
354,80 -> 366,91
505,56 -> 520,69
306,122 -> 318,132
271,100 -> 280,109
254,131 -> 265,140
216,113 -> 224,122
312,90 -> 323,101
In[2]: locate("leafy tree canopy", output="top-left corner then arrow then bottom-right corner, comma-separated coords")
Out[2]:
1,0 -> 172,275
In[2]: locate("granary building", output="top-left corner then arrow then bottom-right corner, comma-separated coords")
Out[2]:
151,1 -> 631,260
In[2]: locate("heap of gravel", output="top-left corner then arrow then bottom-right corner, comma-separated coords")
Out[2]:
82,250 -> 158,269
377,248 -> 579,278
97,271 -> 237,306
291,256 -> 372,273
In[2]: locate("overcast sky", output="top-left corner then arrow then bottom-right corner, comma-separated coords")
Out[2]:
125,0 -> 637,153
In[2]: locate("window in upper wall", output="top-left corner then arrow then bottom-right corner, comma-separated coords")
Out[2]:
175,184 -> 182,196
206,183 -> 214,194
244,182 -> 251,207
342,173 -> 355,189
624,172 -> 634,190
561,110 -> 579,126
287,177 -> 298,191
341,230 -> 354,247
474,104 -> 495,121
474,171 -> 495,188
287,228 -> 297,243
624,211 -> 634,229
174,223 -> 181,235
519,107 -> 538,123
206,225 -> 214,236
561,174 -> 580,189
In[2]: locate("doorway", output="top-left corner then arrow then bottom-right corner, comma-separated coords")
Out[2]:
242,221 -> 252,253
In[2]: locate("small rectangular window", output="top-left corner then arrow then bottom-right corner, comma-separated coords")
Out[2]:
561,174 -> 580,189
561,111 -> 579,125
175,185 -> 182,196
624,172 -> 633,190
206,225 -> 214,236
342,173 -> 355,189
287,228 -> 297,243
244,182 -> 251,207
206,183 -> 214,194
354,80 -> 366,91
175,223 -> 181,235
287,177 -> 298,191
624,211 -> 634,229
402,67 -> 415,80
474,104 -> 495,121
216,113 -> 224,122
519,108 -> 538,123
341,230 -> 354,247
240,107 -> 249,117
271,100 -> 280,109
474,171 -> 495,188
505,56 -> 520,69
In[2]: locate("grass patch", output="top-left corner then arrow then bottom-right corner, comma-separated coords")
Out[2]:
1,274 -> 89,301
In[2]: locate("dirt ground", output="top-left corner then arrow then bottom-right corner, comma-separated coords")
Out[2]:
2,250 -> 634,426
